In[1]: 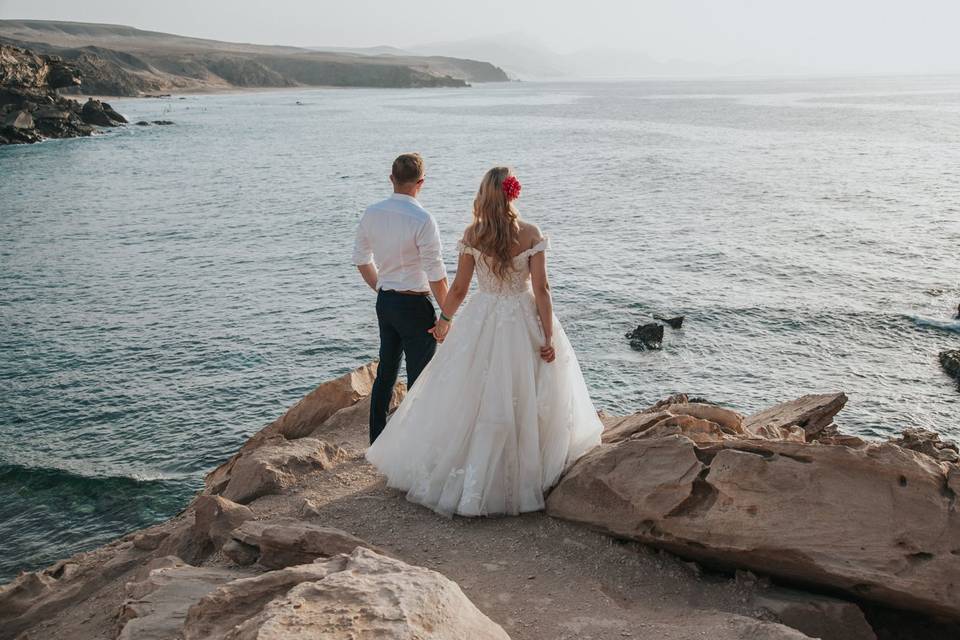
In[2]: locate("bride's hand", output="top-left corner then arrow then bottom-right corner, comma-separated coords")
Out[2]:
540,340 -> 556,363
429,318 -> 451,343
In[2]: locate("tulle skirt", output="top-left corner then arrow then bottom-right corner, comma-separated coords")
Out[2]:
365,290 -> 603,517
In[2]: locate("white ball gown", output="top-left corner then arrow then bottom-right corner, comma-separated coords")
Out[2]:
365,236 -> 603,516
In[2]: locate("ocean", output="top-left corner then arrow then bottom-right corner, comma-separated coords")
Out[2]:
1,77 -> 959,582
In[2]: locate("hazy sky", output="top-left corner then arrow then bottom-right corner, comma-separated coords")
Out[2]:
2,0 -> 959,72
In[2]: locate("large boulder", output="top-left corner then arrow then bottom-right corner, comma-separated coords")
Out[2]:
226,518 -> 384,569
183,547 -> 510,640
218,436 -> 346,504
193,494 -> 255,547
546,396 -> 960,620
80,97 -> 127,126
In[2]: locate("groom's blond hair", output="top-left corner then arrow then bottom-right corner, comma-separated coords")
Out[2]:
392,153 -> 425,184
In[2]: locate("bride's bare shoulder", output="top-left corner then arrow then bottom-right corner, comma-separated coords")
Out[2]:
517,221 -> 544,249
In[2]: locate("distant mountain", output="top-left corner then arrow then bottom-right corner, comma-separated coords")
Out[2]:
0,20 -> 509,95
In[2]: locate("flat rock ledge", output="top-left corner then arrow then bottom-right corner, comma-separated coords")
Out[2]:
3,363 -> 959,640
547,392 -> 960,620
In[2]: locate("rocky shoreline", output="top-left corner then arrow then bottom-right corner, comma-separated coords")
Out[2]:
0,44 -> 126,145
2,362 -> 959,639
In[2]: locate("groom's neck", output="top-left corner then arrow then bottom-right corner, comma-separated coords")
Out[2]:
393,183 -> 420,198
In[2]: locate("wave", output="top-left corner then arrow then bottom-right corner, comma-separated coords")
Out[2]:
908,316 -> 960,335
0,461 -> 193,492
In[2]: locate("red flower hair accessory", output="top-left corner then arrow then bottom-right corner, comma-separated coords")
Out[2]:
502,175 -> 522,201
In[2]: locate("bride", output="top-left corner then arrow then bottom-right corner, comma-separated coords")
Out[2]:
366,167 -> 603,516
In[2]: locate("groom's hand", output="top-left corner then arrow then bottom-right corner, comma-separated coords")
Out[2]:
429,318 -> 451,343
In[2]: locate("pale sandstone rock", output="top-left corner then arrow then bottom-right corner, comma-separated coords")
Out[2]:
547,397 -> 960,619
116,563 -> 245,640
229,518 -> 384,569
132,530 -> 170,552
0,542 -> 146,637
743,392 -> 847,440
183,547 -> 510,640
219,437 -> 346,504
204,362 -> 383,495
752,588 -> 876,640
193,495 -> 255,547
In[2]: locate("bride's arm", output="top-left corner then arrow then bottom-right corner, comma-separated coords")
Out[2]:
431,252 -> 474,341
529,251 -> 556,362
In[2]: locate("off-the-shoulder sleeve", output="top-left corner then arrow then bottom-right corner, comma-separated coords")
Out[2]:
457,239 -> 479,258
519,235 -> 550,259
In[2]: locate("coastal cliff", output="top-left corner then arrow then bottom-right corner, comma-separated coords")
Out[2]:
0,43 -> 126,145
1,362 -> 958,639
0,20 -> 509,95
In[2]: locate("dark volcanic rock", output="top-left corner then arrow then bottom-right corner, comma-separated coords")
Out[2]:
152,120 -> 174,125
0,43 -> 125,145
626,323 -> 664,350
135,120 -> 150,126
655,315 -> 685,329
940,349 -> 960,384
80,97 -> 127,126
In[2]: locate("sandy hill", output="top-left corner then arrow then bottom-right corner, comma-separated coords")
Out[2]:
0,20 -> 509,94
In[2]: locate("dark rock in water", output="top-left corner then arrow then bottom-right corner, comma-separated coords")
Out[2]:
80,98 -> 127,126
956,302 -> 960,319
941,350 -> 960,383
0,43 -> 125,145
626,323 -> 664,350
135,120 -> 150,126
151,120 -> 174,125
654,315 -> 685,329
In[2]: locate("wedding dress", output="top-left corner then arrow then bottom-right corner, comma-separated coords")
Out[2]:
365,236 -> 603,516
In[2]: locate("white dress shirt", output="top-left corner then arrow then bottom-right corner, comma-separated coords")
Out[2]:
353,193 -> 446,292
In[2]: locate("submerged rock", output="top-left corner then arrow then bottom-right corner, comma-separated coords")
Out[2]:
626,322 -> 664,350
941,349 -> 960,383
655,314 -> 685,329
546,394 -> 960,620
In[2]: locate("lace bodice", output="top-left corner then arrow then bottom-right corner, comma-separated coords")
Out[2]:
457,236 -> 550,296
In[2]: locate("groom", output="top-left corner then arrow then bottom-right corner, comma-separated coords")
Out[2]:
353,153 -> 449,444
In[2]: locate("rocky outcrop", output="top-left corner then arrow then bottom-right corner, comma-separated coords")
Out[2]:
225,518 -> 385,568
942,349 -> 960,383
889,427 -> 960,463
743,392 -> 847,440
0,43 -> 126,145
182,547 -> 510,640
203,361 -> 399,498
546,394 -> 960,620
0,539 -> 149,637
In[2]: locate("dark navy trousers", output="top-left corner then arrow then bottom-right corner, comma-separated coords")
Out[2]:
369,289 -> 437,444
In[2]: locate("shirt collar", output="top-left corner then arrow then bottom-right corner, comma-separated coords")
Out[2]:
390,193 -> 419,204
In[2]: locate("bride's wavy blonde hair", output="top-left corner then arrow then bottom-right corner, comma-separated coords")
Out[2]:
466,166 -> 520,279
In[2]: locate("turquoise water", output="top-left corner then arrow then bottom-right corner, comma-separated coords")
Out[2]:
2,78 -> 959,581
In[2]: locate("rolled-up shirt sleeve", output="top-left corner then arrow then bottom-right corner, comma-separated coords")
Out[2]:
352,214 -> 374,266
416,216 -> 447,282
